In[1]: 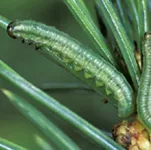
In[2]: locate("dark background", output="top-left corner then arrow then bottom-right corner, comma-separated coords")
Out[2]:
0,0 -> 121,149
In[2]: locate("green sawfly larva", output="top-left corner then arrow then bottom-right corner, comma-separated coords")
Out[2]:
137,33 -> 151,131
7,20 -> 134,117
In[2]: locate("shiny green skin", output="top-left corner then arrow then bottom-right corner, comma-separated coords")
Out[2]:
7,20 -> 134,117
137,33 -> 151,131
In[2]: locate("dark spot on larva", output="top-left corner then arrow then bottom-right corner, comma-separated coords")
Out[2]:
35,45 -> 40,50
22,39 -> 25,43
22,39 -> 33,45
7,21 -> 17,39
28,41 -> 33,45
103,99 -> 108,104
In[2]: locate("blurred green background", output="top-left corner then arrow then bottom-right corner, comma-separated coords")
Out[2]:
0,0 -> 121,149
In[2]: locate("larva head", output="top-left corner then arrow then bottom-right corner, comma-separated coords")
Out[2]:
7,21 -> 17,39
144,32 -> 151,40
7,20 -> 37,45
7,20 -> 28,40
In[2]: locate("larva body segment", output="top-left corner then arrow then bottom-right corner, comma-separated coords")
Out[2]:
7,20 -> 134,117
137,33 -> 151,131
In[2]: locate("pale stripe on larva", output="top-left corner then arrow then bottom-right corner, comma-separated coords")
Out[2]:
137,33 -> 151,131
7,20 -> 134,117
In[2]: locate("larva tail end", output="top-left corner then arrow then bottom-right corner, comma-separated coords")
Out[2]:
7,21 -> 17,39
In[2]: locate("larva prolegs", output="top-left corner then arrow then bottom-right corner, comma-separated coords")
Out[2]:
39,47 -> 132,118
7,20 -> 134,118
